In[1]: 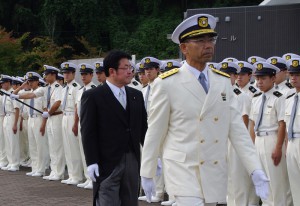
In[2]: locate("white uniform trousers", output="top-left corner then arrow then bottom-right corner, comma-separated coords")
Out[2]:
286,138 -> 300,206
175,196 -> 216,206
3,114 -> 20,167
78,123 -> 90,182
19,118 -> 29,162
47,114 -> 65,177
227,141 -> 258,206
0,116 -> 8,166
255,134 -> 290,206
28,115 -> 49,173
62,114 -> 83,181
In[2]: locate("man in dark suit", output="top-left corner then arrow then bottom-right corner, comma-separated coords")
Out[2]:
80,50 -> 148,206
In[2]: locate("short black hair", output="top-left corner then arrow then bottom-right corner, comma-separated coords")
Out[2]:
103,50 -> 131,77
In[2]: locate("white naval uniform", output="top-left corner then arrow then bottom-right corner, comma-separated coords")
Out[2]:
18,89 -> 30,164
128,78 -> 143,91
0,90 -> 8,166
285,92 -> 300,206
34,82 -> 65,178
27,88 -> 49,174
76,81 -> 96,185
227,85 -> 257,206
275,80 -> 295,97
3,88 -> 20,168
61,80 -> 83,182
250,88 -> 290,206
240,82 -> 261,98
141,64 -> 262,204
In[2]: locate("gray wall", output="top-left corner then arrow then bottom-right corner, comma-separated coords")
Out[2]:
186,4 -> 300,62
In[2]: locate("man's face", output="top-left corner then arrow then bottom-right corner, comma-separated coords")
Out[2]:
289,73 -> 300,90
1,82 -> 11,90
109,58 -> 132,86
229,73 -> 237,86
96,71 -> 106,83
275,70 -> 287,85
63,71 -> 75,83
145,67 -> 159,82
28,80 -> 39,89
45,73 -> 55,84
81,73 -> 93,85
180,35 -> 216,65
12,84 -> 18,90
255,75 -> 275,92
237,73 -> 251,88
138,72 -> 148,86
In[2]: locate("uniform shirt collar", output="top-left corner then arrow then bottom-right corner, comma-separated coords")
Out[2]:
84,81 -> 94,88
263,87 -> 275,99
67,79 -> 76,86
106,80 -> 126,97
185,62 -> 209,81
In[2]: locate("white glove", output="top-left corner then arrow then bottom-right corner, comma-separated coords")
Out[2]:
251,169 -> 270,200
156,158 -> 162,176
87,163 -> 99,182
42,112 -> 50,118
10,94 -> 19,100
141,177 -> 156,203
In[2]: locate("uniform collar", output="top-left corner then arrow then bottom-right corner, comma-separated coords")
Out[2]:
84,81 -> 94,88
106,80 -> 126,97
263,87 -> 275,99
185,62 -> 208,81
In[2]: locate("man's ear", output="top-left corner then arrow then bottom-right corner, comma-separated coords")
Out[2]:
180,43 -> 188,56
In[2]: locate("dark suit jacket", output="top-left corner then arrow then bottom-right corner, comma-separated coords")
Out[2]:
80,83 -> 147,204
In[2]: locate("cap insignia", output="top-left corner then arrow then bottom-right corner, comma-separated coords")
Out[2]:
145,58 -> 151,64
198,17 -> 208,28
167,62 -> 173,68
96,63 -> 100,68
251,58 -> 257,64
238,63 -> 244,68
257,63 -> 263,70
222,63 -> 228,69
286,55 -> 291,60
81,65 -> 86,70
292,60 -> 299,67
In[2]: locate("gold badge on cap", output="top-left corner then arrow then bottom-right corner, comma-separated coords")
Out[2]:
208,64 -> 215,69
81,65 -> 86,70
292,60 -> 299,67
198,16 -> 208,28
95,63 -> 100,68
251,58 -> 257,64
65,63 -> 69,68
222,63 -> 228,69
286,55 -> 291,60
145,58 -> 151,64
271,58 -> 277,64
167,62 -> 173,68
238,63 -> 244,68
257,63 -> 263,70
28,73 -> 33,78
43,66 -> 47,71
227,59 -> 233,62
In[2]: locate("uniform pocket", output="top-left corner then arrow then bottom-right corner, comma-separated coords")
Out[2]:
163,149 -> 186,163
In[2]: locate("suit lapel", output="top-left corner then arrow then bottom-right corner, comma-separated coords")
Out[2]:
102,83 -> 127,126
200,69 -> 221,117
180,66 -> 206,105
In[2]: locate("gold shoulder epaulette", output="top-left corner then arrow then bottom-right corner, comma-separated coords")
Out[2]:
211,68 -> 230,78
159,68 -> 179,79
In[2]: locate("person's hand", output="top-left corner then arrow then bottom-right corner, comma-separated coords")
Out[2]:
40,124 -> 46,136
87,163 -> 99,182
251,169 -> 269,200
141,177 -> 156,203
42,112 -> 49,118
10,94 -> 19,100
156,158 -> 162,176
72,124 -> 78,136
272,147 -> 282,166
12,124 -> 18,134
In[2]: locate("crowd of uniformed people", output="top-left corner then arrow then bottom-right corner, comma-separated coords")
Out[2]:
0,36 -> 300,205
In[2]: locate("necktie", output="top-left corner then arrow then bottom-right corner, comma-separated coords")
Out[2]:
144,85 -> 151,109
198,73 -> 208,94
29,98 -> 34,116
47,86 -> 51,109
2,95 -> 7,115
254,94 -> 266,131
62,86 -> 69,110
118,89 -> 126,109
288,94 -> 299,140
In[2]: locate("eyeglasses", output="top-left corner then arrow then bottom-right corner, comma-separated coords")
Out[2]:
118,67 -> 132,71
186,36 -> 218,45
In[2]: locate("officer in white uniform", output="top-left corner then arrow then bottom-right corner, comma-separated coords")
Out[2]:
127,61 -> 143,91
94,61 -> 106,85
24,72 -> 49,177
141,14 -> 269,206
217,61 -> 256,206
236,61 -> 260,98
249,62 -> 290,206
1,75 -> 20,172
267,56 -> 295,97
0,78 -> 8,169
11,65 -> 65,181
60,62 -> 83,185
136,62 -> 148,87
285,58 -> 300,206
75,63 -> 96,190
